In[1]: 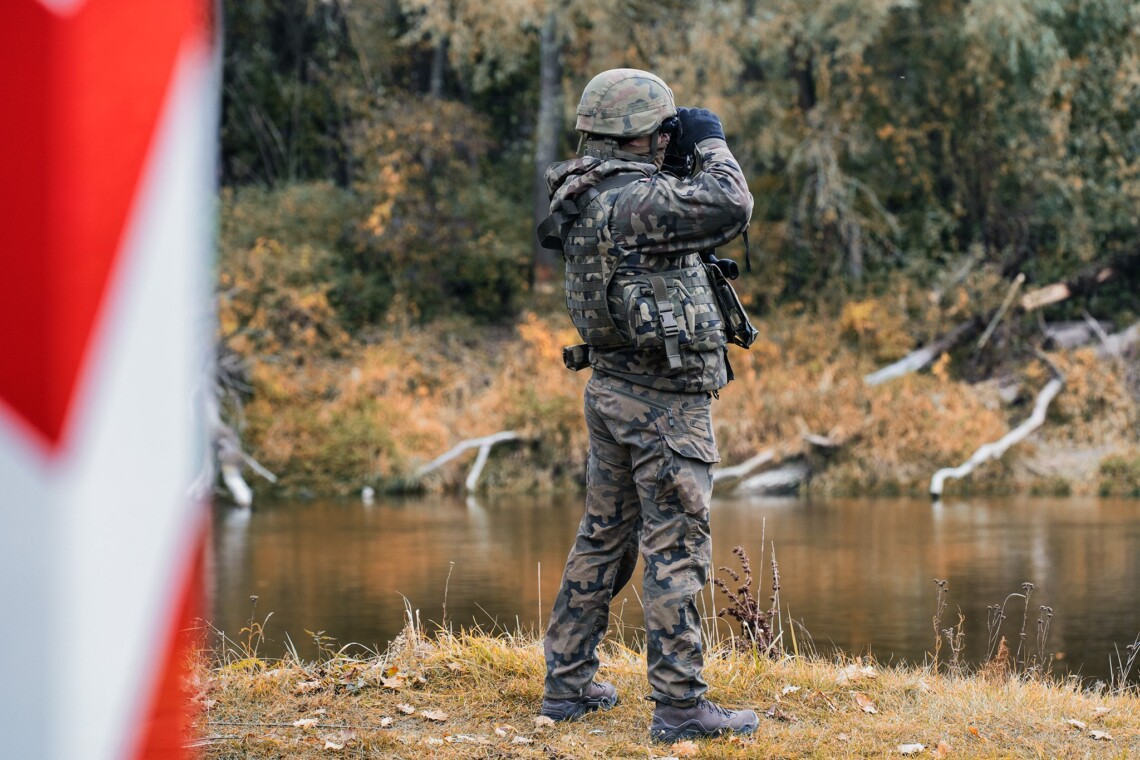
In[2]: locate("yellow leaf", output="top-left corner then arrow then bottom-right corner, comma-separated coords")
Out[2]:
671,740 -> 700,757
853,692 -> 877,714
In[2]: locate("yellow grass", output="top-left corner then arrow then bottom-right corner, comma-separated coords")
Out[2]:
230,302 -> 1138,498
190,622 -> 1140,758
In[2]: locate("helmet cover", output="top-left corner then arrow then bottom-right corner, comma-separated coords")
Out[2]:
575,68 -> 677,138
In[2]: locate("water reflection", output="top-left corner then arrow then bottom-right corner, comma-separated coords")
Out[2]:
204,494 -> 1140,681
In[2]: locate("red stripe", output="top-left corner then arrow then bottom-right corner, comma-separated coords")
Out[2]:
130,511 -> 209,760
0,0 -> 204,449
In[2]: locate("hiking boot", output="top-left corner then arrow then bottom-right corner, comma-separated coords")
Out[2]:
540,681 -> 618,721
650,698 -> 759,742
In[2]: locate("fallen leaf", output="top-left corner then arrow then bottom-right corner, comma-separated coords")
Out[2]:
294,680 -> 321,695
425,737 -> 444,746
311,708 -> 327,716
381,675 -> 406,689
781,685 -> 801,695
292,718 -> 319,728
670,740 -> 699,757
936,740 -> 951,757
397,703 -> 415,715
853,692 -> 877,713
420,709 -> 448,722
379,717 -> 392,727
765,705 -> 798,722
511,735 -> 533,745
1067,719 -> 1087,730
534,715 -> 555,728
898,743 -> 925,755
383,665 -> 400,677
968,726 -> 986,741
323,740 -> 344,750
1089,730 -> 1113,741
445,734 -> 490,745
837,663 -> 877,684
494,724 -> 516,737
1092,706 -> 1113,719
837,733 -> 850,742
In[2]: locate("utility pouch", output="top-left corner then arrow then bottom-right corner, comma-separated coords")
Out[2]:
705,263 -> 759,349
562,343 -> 591,371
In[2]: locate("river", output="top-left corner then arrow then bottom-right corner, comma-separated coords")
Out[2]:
205,494 -> 1140,683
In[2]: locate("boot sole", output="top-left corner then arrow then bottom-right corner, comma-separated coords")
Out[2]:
650,721 -> 758,743
540,695 -> 618,722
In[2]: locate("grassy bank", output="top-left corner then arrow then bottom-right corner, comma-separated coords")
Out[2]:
226,306 -> 1140,501
190,620 -> 1140,758
216,182 -> 1140,502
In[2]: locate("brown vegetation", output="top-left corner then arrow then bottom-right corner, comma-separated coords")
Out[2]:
223,302 -> 1138,500
189,619 -> 1140,758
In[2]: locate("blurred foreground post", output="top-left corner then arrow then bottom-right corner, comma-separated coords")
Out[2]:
0,1 -> 218,757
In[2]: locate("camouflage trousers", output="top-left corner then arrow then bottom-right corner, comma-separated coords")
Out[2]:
543,372 -> 720,706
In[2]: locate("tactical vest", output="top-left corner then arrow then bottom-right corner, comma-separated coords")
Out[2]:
545,174 -> 727,371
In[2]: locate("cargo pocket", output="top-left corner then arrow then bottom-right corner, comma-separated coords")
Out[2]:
655,428 -> 720,511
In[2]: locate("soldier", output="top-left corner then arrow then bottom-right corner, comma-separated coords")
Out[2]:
537,68 -> 758,742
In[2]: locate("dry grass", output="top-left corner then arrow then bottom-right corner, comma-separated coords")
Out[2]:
190,618 -> 1140,759
228,300 -> 1138,499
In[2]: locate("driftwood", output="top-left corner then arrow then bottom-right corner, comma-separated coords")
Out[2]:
416,431 -> 523,493
1042,319 -> 1115,350
930,356 -> 1065,499
1020,249 -> 1139,312
736,459 -> 812,496
863,320 -> 979,386
712,450 -> 776,486
1096,322 -> 1140,358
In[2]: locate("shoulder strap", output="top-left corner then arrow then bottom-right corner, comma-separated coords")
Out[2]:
536,172 -> 644,252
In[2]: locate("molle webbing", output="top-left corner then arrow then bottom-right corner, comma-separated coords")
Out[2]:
537,172 -> 643,252
559,173 -> 644,348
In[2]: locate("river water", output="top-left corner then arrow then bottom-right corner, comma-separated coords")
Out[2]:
205,494 -> 1140,682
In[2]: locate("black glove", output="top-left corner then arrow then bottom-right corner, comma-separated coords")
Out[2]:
675,107 -> 725,157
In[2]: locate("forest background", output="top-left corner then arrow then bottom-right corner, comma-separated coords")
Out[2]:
213,0 -> 1140,501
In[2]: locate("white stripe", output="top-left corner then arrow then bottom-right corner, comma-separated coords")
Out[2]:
0,37 -> 216,759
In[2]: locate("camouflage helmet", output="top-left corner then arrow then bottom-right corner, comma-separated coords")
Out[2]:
575,68 -> 676,138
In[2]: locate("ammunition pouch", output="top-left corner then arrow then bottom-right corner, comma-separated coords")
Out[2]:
619,266 -> 726,370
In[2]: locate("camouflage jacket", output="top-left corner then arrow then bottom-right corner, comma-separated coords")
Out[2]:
545,138 -> 753,393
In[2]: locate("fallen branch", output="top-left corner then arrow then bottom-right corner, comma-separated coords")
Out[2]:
864,320 -> 979,386
976,273 -> 1025,350
737,459 -> 812,496
416,431 -> 523,493
930,356 -> 1065,500
713,450 -> 776,486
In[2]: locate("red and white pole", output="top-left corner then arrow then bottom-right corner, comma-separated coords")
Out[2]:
1,1 -> 217,757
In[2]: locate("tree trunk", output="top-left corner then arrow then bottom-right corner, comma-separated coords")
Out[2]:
532,8 -> 563,287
